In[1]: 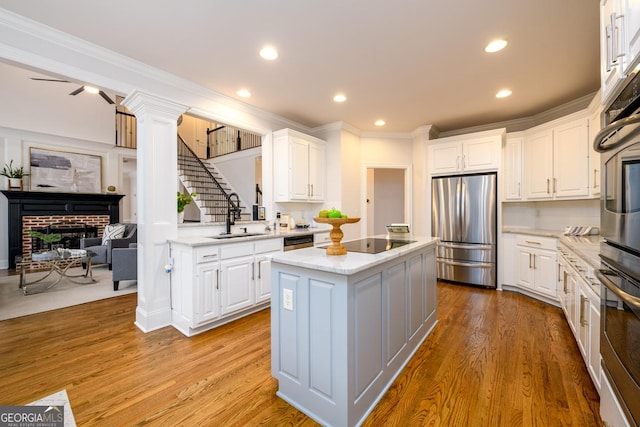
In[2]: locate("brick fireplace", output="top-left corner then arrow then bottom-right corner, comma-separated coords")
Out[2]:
1,191 -> 124,270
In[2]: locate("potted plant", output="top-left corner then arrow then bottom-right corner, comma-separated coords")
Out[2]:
28,230 -> 63,260
177,192 -> 197,223
1,160 -> 30,190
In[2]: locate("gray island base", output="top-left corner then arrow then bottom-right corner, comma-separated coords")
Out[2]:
270,236 -> 438,427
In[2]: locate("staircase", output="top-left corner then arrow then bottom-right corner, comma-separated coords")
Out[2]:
177,136 -> 248,223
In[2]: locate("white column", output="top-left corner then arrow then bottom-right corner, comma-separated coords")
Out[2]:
122,90 -> 187,332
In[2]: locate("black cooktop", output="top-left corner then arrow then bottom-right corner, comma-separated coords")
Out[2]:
338,238 -> 416,254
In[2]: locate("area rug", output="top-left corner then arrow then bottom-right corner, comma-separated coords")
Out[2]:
27,389 -> 77,427
0,267 -> 136,321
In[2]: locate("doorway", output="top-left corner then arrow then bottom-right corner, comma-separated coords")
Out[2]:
365,167 -> 409,236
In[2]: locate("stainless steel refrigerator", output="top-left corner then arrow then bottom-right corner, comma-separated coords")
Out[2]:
431,173 -> 497,288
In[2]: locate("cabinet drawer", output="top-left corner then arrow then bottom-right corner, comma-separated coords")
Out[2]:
516,235 -> 557,250
314,232 -> 331,246
196,246 -> 219,264
255,238 -> 283,254
220,242 -> 254,260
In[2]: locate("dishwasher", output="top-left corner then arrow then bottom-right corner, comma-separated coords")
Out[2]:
283,234 -> 314,251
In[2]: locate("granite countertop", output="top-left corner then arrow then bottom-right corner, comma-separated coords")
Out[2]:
269,235 -> 438,275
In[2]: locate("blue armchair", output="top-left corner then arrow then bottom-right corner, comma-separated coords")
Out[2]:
80,223 -> 137,270
111,243 -> 137,291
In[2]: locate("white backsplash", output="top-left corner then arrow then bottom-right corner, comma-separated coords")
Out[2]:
502,199 -> 600,232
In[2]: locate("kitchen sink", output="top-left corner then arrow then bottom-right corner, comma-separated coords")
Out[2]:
208,233 -> 266,239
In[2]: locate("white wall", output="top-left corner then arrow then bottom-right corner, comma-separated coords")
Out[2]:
211,147 -> 261,209
0,63 -> 115,143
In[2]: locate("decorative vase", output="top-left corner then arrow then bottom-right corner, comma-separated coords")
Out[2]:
178,211 -> 185,224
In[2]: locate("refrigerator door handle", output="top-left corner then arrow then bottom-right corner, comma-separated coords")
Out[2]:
438,242 -> 493,250
437,259 -> 494,268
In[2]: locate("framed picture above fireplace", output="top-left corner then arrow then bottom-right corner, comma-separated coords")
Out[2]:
29,147 -> 102,193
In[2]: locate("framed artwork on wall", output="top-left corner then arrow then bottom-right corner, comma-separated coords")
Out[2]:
29,147 -> 102,193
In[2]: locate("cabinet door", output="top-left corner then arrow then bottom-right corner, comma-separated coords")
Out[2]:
589,108 -> 602,196
503,137 -> 523,201
308,142 -> 325,201
289,137 -> 310,200
576,282 -> 589,358
601,0 -> 626,103
532,249 -> 557,298
429,142 -> 461,175
463,136 -> 500,171
567,272 -> 578,335
553,119 -> 589,198
516,247 -> 534,290
255,254 -> 272,303
623,0 -> 640,74
195,263 -> 220,325
524,130 -> 554,199
220,256 -> 255,315
588,298 -> 601,390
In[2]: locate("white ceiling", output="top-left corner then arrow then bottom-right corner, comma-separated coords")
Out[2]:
0,1 -> 600,133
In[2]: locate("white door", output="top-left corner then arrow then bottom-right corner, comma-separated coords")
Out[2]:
220,256 -> 254,315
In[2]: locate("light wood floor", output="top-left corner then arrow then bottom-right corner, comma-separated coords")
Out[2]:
0,282 -> 602,426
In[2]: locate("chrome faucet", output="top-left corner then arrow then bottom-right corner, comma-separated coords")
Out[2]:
225,192 -> 242,235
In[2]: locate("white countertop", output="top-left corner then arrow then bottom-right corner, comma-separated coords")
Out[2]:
270,236 -> 438,275
503,227 -> 602,268
169,226 -> 331,247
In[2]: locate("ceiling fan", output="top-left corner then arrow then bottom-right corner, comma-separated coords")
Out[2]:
30,77 -> 115,104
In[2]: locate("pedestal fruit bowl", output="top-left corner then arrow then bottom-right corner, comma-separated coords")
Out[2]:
313,217 -> 361,255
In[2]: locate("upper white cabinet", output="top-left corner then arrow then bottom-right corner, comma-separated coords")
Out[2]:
589,98 -> 603,197
503,134 -> 524,201
428,129 -> 503,176
273,128 -> 325,202
523,114 -> 590,200
601,0 -> 640,104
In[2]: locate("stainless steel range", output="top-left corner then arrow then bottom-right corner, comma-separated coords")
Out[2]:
594,70 -> 640,427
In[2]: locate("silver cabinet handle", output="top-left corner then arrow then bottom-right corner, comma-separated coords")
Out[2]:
529,253 -> 532,269
216,269 -> 220,290
593,169 -> 599,189
606,23 -> 613,72
563,271 -> 568,294
525,240 -> 541,245
553,178 -> 557,194
258,261 -> 262,279
546,178 -> 550,194
580,295 -> 588,326
252,262 -> 255,281
310,184 -> 313,197
456,156 -> 460,171
532,254 -> 536,269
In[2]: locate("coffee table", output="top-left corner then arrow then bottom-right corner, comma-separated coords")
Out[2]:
19,249 -> 96,295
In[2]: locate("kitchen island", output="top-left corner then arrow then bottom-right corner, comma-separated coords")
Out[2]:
270,236 -> 438,427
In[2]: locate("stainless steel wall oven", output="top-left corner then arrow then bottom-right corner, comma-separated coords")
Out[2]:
594,70 -> 640,427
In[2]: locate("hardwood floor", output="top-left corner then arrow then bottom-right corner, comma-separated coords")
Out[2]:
0,282 -> 602,426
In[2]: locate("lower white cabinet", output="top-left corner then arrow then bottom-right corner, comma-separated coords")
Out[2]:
558,243 -> 601,392
170,237 -> 283,336
515,235 -> 558,299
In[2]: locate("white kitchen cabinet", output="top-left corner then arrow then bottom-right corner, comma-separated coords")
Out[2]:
195,262 -> 220,324
220,254 -> 254,315
169,236 -> 283,336
600,0 -> 640,104
428,129 -> 503,176
589,103 -> 602,197
516,235 -> 558,300
314,231 -> 331,247
503,134 -> 523,201
523,115 -> 590,200
273,128 -> 325,202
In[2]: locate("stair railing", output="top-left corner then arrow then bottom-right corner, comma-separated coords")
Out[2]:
177,135 -> 228,198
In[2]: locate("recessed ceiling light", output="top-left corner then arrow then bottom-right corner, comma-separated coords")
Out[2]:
333,94 -> 347,103
485,39 -> 508,53
259,46 -> 278,60
83,85 -> 99,94
496,89 -> 512,98
375,120 -> 386,126
237,89 -> 251,98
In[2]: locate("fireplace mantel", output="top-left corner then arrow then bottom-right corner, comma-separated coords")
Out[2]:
1,191 -> 124,269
